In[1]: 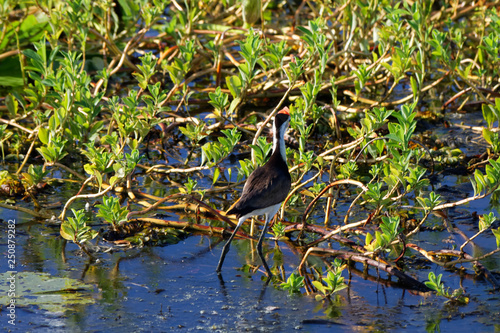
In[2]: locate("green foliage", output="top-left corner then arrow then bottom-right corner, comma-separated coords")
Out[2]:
348,106 -> 392,159
36,137 -> 68,164
363,183 -> 387,207
83,145 -> 115,174
233,131 -> 279,182
425,272 -> 445,294
300,71 -> 321,113
339,161 -> 358,179
296,18 -> 331,74
429,29 -> 453,68
482,99 -> 500,153
81,144 -> 139,189
201,128 -> 241,166
364,216 -> 401,253
179,177 -> 198,195
180,122 -> 210,144
471,157 -> 500,196
353,64 -> 372,97
286,57 -> 305,83
264,40 -> 290,69
237,29 -> 263,85
0,4 -> 50,53
386,102 -> 417,151
124,149 -> 143,173
479,212 -> 496,232
144,82 -> 168,115
271,221 -> 286,239
133,53 -> 158,89
21,165 -> 49,190
492,227 -> 500,248
96,196 -> 129,229
250,136 -> 273,166
290,102 -> 313,155
312,259 -> 347,301
308,182 -> 326,196
237,159 -> 255,181
416,192 -> 442,213
381,39 -> 414,84
208,87 -> 230,118
280,272 -> 305,295
60,209 -> 98,245
226,75 -> 243,100
482,100 -> 500,129
425,272 -> 469,305
242,0 -> 261,28
165,39 -> 196,86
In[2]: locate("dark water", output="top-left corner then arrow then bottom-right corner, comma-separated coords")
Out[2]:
2,188 -> 500,333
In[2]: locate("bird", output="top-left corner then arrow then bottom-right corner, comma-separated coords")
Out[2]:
216,107 -> 292,276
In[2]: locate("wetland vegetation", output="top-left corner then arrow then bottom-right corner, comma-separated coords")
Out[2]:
2,0 -> 500,330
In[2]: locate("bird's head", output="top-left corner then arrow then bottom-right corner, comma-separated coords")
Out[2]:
275,107 -> 290,131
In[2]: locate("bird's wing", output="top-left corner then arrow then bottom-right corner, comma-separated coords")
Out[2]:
227,164 -> 291,216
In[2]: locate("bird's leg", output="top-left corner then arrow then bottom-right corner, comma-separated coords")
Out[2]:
256,213 -> 273,277
216,217 -> 246,273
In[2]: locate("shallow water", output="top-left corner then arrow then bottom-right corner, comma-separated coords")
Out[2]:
2,109 -> 500,332
2,188 -> 500,333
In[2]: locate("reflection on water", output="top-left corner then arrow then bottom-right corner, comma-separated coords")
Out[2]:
2,206 -> 500,332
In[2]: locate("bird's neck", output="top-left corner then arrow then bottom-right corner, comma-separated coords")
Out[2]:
272,122 -> 287,163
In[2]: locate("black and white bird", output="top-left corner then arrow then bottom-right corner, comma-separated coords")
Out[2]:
216,107 -> 292,276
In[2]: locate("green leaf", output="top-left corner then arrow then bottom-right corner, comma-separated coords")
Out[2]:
424,280 -> 436,290
0,55 -> 23,86
365,232 -> 373,246
109,176 -> 119,186
482,104 -> 496,128
23,48 -> 45,74
312,280 -> 327,294
492,228 -> 500,248
226,75 -> 242,98
228,97 -> 241,118
386,133 -> 403,145
38,127 -> 49,145
213,167 -> 220,185
60,223 -> 76,241
483,128 -> 493,145
116,0 -> 141,18
333,283 -> 348,293
474,169 -> 487,193
5,94 -> 18,116
410,76 -> 418,97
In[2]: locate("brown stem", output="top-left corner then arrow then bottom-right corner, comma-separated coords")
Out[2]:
299,247 -> 430,292
299,179 -> 368,236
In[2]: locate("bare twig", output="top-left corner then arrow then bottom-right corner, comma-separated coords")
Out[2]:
299,179 -> 368,236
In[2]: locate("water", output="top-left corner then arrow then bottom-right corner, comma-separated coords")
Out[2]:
0,215 -> 320,332
2,200 -> 500,332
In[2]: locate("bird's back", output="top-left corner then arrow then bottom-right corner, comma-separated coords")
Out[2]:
227,154 -> 291,218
